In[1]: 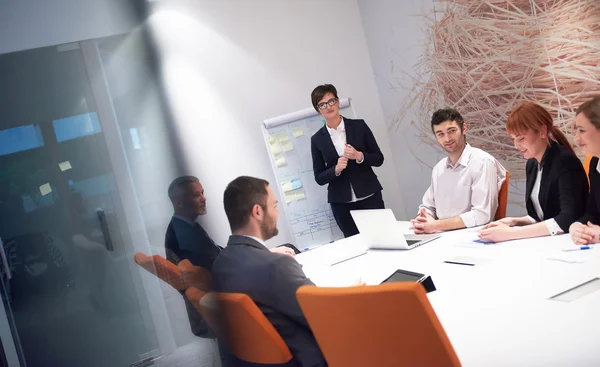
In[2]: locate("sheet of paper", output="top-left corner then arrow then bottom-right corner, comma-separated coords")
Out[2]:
58,160 -> 72,171
270,142 -> 281,156
292,127 -> 304,138
281,140 -> 293,152
39,183 -> 52,196
548,252 -> 594,264
275,156 -> 287,168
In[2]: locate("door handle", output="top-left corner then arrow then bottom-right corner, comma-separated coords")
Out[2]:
96,209 -> 114,252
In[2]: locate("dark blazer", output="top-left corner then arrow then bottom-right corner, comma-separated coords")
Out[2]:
579,156 -> 600,224
165,216 -> 222,337
165,216 -> 222,271
525,142 -> 588,232
310,117 -> 384,203
212,235 -> 326,367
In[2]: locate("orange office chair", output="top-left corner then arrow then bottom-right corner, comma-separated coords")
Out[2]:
584,155 -> 592,184
178,259 -> 212,292
185,286 -> 208,314
199,292 -> 293,365
134,252 -> 187,291
296,282 -> 461,367
495,170 -> 510,221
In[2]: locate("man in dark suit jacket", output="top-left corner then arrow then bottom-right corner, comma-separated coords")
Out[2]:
212,176 -> 327,367
165,176 -> 222,337
165,176 -> 296,337
310,84 -> 385,237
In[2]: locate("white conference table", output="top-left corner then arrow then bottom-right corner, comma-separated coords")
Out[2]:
295,222 -> 600,367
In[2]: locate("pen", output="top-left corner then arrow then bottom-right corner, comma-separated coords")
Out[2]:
562,246 -> 592,252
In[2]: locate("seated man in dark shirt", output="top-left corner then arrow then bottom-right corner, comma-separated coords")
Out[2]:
212,176 -> 327,367
164,176 -> 295,337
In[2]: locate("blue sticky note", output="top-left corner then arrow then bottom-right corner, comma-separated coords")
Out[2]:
290,179 -> 303,190
473,239 -> 493,244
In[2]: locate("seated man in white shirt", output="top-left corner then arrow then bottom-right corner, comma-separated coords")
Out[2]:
411,108 -> 506,234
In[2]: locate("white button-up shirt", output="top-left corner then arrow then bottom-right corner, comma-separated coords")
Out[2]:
326,117 -> 371,203
419,144 -> 506,228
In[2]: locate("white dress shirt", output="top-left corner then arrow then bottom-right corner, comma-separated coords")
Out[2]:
326,117 -> 371,203
419,144 -> 506,228
526,168 -> 563,235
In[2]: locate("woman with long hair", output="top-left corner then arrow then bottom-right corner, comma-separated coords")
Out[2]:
479,102 -> 588,242
570,97 -> 600,244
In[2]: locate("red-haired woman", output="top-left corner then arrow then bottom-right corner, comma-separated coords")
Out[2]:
479,102 -> 588,242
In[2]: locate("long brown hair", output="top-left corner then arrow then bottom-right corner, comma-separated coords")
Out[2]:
576,96 -> 600,129
506,101 -> 575,155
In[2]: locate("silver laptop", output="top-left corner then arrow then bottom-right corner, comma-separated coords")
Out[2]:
350,209 -> 440,250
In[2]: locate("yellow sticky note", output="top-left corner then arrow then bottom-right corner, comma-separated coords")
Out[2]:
278,132 -> 290,142
295,191 -> 306,200
39,183 -> 52,196
292,127 -> 304,138
58,161 -> 72,171
281,182 -> 293,192
281,140 -> 293,152
275,156 -> 287,168
268,135 -> 277,144
270,143 -> 281,156
284,192 -> 294,204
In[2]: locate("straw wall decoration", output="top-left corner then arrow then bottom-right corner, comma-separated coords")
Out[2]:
394,0 -> 600,179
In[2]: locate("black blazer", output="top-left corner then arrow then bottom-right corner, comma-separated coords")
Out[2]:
525,142 -> 588,232
212,235 -> 326,367
310,117 -> 384,203
579,156 -> 600,224
164,217 -> 222,271
165,217 -> 222,337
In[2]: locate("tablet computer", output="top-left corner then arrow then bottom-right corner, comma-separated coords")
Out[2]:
380,269 -> 436,292
381,269 -> 427,284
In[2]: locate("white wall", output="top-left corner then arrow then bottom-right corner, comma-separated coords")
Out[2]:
357,0 -> 526,217
0,0 -> 138,55
147,0 -> 406,247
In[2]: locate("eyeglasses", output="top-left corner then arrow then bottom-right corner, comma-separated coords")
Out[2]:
317,97 -> 338,110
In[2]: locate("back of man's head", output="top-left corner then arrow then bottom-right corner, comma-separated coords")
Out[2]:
431,108 -> 465,132
223,176 -> 269,233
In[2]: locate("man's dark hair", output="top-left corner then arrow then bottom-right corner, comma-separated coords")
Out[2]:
223,176 -> 270,232
431,108 -> 465,133
168,175 -> 199,201
311,84 -> 339,112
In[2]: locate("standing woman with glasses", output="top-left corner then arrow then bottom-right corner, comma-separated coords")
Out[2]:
310,84 -> 385,237
479,101 -> 588,243
570,97 -> 600,245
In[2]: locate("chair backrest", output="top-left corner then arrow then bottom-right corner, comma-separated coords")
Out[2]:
495,170 -> 510,221
199,292 -> 292,365
185,286 -> 208,313
296,282 -> 461,367
584,155 -> 592,184
134,252 -> 187,291
178,259 -> 212,292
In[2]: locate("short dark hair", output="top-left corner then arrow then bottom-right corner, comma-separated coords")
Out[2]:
168,175 -> 199,201
431,108 -> 465,132
311,84 -> 339,112
223,176 -> 270,232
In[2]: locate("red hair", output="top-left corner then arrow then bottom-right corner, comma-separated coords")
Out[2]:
506,102 -> 574,155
